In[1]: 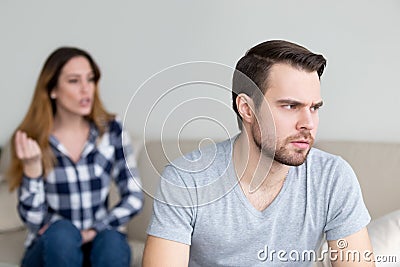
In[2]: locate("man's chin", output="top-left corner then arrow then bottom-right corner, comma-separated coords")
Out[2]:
276,158 -> 305,166
273,149 -> 311,166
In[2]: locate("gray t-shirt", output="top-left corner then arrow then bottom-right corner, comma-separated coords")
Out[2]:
147,137 -> 370,266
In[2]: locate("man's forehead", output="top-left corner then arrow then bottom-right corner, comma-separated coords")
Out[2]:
264,65 -> 321,99
267,63 -> 320,83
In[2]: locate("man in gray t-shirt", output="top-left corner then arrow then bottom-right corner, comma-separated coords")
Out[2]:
143,40 -> 374,267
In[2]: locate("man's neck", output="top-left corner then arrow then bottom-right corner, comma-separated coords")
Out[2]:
233,132 -> 290,193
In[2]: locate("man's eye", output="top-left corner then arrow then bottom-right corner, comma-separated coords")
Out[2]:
88,77 -> 95,83
310,106 -> 321,112
68,79 -> 79,83
283,105 -> 296,110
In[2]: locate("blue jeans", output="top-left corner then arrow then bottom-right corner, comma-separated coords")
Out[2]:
21,220 -> 131,267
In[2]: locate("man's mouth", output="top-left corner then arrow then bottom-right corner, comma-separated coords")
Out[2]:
290,140 -> 310,149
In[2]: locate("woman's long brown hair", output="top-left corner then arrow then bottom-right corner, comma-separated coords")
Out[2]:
7,47 -> 115,191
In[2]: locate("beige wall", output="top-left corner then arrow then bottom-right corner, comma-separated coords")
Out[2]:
1,0 -> 399,145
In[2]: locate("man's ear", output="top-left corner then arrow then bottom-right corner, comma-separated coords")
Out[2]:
236,93 -> 256,125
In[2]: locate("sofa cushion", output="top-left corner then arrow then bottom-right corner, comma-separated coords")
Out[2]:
0,227 -> 26,264
313,210 -> 400,267
367,209 -> 400,266
0,181 -> 24,233
0,142 -> 11,183
128,239 -> 145,267
0,142 -> 24,233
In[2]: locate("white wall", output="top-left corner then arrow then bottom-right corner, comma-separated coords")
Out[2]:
1,0 -> 399,145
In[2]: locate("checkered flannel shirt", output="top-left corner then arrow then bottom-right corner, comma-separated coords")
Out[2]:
18,118 -> 143,247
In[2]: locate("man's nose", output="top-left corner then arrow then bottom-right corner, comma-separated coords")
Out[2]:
296,109 -> 315,131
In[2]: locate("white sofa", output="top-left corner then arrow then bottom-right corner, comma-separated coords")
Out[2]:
0,139 -> 399,266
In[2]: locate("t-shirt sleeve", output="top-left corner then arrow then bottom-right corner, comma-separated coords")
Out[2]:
324,157 -> 371,241
146,165 -> 196,245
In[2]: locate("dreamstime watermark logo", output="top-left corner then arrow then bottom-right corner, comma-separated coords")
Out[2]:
256,239 -> 398,263
122,61 -> 276,207
336,238 -> 348,249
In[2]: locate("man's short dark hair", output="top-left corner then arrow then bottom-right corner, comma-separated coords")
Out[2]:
232,40 -> 327,130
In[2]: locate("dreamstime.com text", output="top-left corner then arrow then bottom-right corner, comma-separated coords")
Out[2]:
257,245 -> 398,263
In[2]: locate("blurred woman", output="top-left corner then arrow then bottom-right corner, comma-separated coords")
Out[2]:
7,47 -> 143,267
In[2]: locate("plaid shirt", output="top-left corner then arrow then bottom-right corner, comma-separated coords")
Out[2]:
18,118 -> 143,247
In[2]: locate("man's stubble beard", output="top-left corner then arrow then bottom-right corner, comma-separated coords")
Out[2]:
251,121 -> 314,167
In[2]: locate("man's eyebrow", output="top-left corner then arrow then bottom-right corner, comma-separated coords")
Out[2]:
276,99 -> 306,106
275,99 -> 324,107
312,101 -> 324,108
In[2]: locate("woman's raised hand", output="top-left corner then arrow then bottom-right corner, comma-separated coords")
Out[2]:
15,130 -> 43,178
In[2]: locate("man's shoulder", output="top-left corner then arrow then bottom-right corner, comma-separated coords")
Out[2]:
170,138 -> 232,167
163,138 -> 233,182
307,147 -> 344,166
157,138 -> 236,206
176,138 -> 231,161
305,147 -> 356,180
